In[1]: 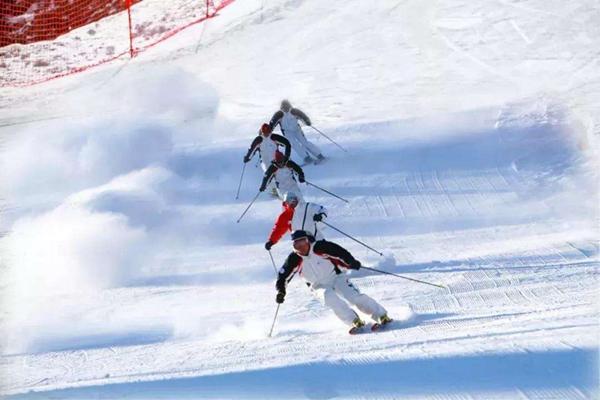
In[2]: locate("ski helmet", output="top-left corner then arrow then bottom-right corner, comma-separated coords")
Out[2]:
283,191 -> 300,206
291,230 -> 312,254
291,230 -> 310,241
280,99 -> 292,112
261,123 -> 272,135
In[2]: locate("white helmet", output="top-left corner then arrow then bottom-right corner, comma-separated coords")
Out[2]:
280,99 -> 292,112
283,191 -> 300,205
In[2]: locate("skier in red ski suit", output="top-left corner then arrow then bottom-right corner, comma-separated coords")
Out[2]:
264,191 -> 326,251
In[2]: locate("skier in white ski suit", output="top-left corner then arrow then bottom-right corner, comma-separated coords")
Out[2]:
244,123 -> 291,173
275,230 -> 392,334
244,123 -> 292,195
269,100 -> 324,165
259,151 -> 305,201
264,191 -> 326,251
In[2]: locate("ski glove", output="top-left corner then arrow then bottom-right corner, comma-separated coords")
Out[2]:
298,174 -> 305,183
243,154 -> 251,163
276,291 -> 286,304
348,260 -> 361,270
313,212 -> 326,222
265,241 -> 274,251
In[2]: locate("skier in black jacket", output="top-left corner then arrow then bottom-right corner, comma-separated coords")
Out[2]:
259,151 -> 306,201
243,123 -> 292,196
275,230 -> 392,334
243,123 -> 291,173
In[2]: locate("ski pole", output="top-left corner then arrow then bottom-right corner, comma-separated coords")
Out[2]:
268,304 -> 280,337
321,221 -> 384,256
268,250 -> 278,274
235,163 -> 247,200
309,125 -> 347,153
360,266 -> 446,289
236,191 -> 261,223
305,180 -> 349,203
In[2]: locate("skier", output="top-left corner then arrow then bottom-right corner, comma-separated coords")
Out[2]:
259,151 -> 305,200
264,191 -> 326,251
243,123 -> 292,173
269,99 -> 325,165
244,123 -> 292,196
275,230 -> 393,334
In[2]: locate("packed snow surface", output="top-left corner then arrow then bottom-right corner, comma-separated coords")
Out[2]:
0,0 -> 598,399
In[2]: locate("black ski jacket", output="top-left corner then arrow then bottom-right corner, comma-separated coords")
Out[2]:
259,159 -> 305,191
244,133 -> 291,163
276,240 -> 359,292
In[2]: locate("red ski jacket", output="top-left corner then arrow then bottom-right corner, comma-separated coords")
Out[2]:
269,203 -> 295,244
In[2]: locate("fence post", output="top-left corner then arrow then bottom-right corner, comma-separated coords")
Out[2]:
126,0 -> 135,57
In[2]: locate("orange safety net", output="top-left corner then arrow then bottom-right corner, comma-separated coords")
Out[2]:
0,0 -> 235,87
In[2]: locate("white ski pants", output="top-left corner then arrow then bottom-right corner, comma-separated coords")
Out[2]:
311,275 -> 387,326
275,174 -> 304,202
286,128 -> 322,160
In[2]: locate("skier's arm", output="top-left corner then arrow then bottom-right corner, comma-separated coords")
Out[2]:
260,163 -> 278,191
313,240 -> 361,269
269,110 -> 284,130
276,252 -> 302,293
286,159 -> 305,183
269,207 -> 294,245
270,133 -> 291,163
291,108 -> 311,126
244,136 -> 262,162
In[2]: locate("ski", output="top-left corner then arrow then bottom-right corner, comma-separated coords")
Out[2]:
371,318 -> 394,332
313,155 -> 327,165
348,319 -> 394,335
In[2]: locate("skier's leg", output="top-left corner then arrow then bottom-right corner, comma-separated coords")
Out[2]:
261,160 -> 278,195
288,129 -> 313,162
260,160 -> 269,173
284,180 -> 303,202
297,129 -> 323,159
312,286 -> 359,326
334,277 -> 387,321
275,174 -> 303,201
304,136 -> 323,159
293,182 -> 304,202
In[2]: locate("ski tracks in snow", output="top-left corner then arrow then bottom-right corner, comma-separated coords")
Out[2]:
3,121 -> 598,397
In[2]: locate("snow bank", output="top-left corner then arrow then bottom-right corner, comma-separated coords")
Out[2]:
5,205 -> 147,295
0,65 -> 227,354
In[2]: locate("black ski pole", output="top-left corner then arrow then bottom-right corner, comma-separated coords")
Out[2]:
268,250 -> 278,274
235,163 -> 247,200
236,191 -> 261,223
268,304 -> 280,337
305,180 -> 349,203
309,125 -> 348,153
360,266 -> 446,289
321,221 -> 384,256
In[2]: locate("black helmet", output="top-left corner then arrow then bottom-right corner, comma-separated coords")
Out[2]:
291,230 -> 314,242
280,99 -> 292,112
291,230 -> 308,241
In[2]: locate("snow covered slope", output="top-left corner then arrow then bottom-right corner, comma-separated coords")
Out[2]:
0,0 -> 598,399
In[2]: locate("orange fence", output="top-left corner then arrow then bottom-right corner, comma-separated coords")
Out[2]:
0,0 -> 234,87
